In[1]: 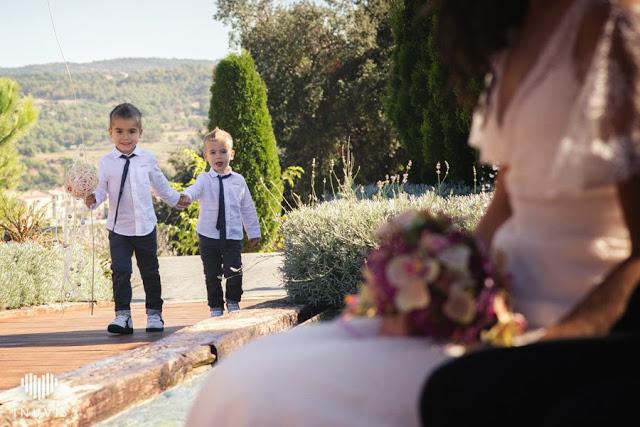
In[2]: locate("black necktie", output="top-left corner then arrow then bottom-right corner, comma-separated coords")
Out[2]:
216,174 -> 232,243
112,153 -> 136,232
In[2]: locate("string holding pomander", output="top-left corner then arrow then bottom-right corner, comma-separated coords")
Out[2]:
64,161 -> 98,199
48,0 -> 99,314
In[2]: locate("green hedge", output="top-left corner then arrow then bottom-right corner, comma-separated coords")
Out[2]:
0,241 -> 111,310
281,192 -> 492,307
209,51 -> 283,250
387,0 -> 480,183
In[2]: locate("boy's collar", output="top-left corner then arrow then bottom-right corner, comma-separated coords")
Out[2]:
112,146 -> 139,158
209,167 -> 233,177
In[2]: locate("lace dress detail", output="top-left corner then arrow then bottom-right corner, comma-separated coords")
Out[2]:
549,2 -> 640,194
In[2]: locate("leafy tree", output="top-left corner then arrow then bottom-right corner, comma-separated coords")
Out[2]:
0,144 -> 25,189
0,78 -> 38,190
164,150 -> 207,255
215,0 -> 403,192
0,78 -> 38,149
387,0 -> 480,183
167,146 -> 204,186
209,51 -> 283,250
153,148 -> 205,252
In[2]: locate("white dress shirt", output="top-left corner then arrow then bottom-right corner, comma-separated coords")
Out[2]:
183,169 -> 261,240
93,147 -> 180,236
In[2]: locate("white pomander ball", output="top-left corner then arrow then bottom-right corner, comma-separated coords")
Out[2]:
65,161 -> 98,199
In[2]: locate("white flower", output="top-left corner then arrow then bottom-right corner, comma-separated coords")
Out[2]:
437,244 -> 471,273
394,279 -> 431,313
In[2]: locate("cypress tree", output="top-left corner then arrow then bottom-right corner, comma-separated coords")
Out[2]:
387,0 -> 479,184
209,51 -> 283,249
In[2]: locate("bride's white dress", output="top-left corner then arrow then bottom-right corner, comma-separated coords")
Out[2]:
187,2 -> 635,426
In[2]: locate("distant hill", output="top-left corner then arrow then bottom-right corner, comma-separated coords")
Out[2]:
0,57 -> 216,75
1,58 -> 217,191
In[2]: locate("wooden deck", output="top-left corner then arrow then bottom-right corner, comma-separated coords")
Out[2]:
0,298 -> 267,391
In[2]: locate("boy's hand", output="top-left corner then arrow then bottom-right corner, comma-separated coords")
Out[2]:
176,193 -> 191,210
249,237 -> 261,248
85,194 -> 96,209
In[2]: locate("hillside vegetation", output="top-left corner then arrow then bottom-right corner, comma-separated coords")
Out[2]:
1,58 -> 216,190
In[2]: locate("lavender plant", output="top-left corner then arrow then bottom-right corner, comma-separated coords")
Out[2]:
281,192 -> 492,307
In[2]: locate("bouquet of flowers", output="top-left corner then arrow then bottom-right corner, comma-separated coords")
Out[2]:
345,209 -> 526,347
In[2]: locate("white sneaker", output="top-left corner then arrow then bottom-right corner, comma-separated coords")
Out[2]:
211,307 -> 224,317
108,312 -> 133,335
146,312 -> 164,332
226,301 -> 240,313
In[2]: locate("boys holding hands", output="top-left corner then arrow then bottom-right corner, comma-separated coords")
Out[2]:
178,128 -> 261,317
86,103 -> 189,334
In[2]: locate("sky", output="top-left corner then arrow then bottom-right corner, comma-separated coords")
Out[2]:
0,0 -> 232,68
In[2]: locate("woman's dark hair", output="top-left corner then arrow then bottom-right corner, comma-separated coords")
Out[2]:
437,0 -> 530,99
109,103 -> 142,127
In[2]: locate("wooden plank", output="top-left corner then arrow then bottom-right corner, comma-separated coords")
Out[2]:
0,298 -> 268,391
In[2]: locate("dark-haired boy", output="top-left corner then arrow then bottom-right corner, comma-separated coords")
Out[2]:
86,103 -> 188,334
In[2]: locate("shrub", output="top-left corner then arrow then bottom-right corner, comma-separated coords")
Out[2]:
209,51 -> 283,250
161,149 -> 207,255
281,192 -> 492,308
0,241 -> 112,310
0,193 -> 48,242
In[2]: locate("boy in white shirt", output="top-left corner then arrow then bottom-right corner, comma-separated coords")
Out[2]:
85,103 -> 188,334
179,128 -> 261,317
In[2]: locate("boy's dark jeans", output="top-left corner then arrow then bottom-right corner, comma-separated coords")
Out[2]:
198,234 -> 243,309
109,228 -> 163,313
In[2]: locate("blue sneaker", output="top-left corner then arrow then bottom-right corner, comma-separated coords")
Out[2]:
211,307 -> 224,317
226,301 -> 240,313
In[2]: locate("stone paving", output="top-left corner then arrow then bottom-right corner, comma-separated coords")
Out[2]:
131,253 -> 285,301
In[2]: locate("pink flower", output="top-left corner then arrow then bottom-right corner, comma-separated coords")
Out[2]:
442,284 -> 477,325
376,211 -> 419,240
419,232 -> 449,253
394,210 -> 420,230
385,255 -> 439,288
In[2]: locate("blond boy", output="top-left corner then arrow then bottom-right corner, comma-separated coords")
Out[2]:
179,128 -> 261,316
